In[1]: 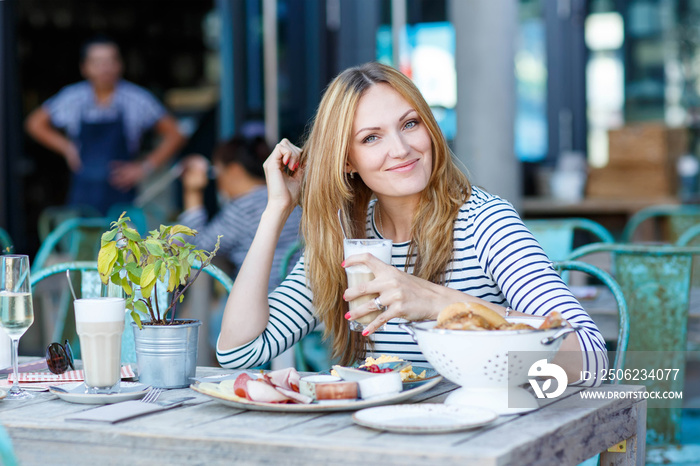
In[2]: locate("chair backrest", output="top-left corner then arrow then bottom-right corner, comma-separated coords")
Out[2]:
621,204 -> 700,243
525,218 -> 614,262
37,205 -> 103,243
568,242 -> 700,444
0,227 -> 13,253
280,240 -> 304,281
676,222 -> 700,247
32,217 -> 111,272
552,260 -> 628,374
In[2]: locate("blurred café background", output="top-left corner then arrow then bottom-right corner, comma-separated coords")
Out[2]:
4,0 -> 700,254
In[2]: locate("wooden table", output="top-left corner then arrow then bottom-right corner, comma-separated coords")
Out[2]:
1,366 -> 646,465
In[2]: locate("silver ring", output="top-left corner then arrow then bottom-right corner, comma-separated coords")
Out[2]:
374,296 -> 387,312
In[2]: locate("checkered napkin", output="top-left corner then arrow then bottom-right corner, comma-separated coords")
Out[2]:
6,365 -> 136,383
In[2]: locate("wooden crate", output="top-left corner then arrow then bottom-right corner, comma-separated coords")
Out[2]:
586,165 -> 677,199
608,122 -> 688,167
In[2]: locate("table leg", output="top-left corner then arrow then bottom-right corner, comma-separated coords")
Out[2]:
599,400 -> 647,466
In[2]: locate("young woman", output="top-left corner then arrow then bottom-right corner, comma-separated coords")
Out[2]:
217,62 -> 607,385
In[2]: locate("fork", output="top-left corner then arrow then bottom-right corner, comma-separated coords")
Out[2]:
140,387 -> 163,404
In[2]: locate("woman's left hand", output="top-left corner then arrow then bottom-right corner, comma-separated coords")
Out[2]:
342,253 -> 463,335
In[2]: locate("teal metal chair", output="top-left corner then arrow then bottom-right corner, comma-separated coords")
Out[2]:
568,242 -> 700,445
0,424 -> 18,466
621,204 -> 700,243
32,217 -> 111,272
552,260 -> 629,373
525,218 -> 615,261
0,227 -> 13,253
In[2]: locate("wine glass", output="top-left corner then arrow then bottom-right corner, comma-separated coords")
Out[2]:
0,254 -> 35,400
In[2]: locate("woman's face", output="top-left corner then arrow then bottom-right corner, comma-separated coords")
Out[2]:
347,83 -> 433,200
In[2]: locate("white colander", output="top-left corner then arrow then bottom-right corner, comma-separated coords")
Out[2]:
401,317 -> 581,414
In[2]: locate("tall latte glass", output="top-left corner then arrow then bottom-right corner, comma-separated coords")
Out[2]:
74,297 -> 125,393
343,239 -> 393,332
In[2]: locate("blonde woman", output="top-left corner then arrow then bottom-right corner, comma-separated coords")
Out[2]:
217,62 -> 606,384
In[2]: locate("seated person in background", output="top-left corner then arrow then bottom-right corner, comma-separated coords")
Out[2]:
178,136 -> 302,291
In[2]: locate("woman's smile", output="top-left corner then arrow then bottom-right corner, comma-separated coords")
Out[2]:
386,158 -> 419,172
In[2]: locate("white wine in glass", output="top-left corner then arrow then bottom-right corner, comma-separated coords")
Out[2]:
0,254 -> 35,400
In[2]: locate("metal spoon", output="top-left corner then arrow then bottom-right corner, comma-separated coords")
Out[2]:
66,270 -> 77,301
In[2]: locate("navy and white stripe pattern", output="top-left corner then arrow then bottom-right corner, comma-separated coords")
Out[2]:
217,187 -> 608,385
44,80 -> 166,155
178,186 -> 303,292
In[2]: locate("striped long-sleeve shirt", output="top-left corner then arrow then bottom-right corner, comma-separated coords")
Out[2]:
216,187 -> 608,384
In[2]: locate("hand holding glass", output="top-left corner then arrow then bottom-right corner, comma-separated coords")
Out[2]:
0,255 -> 35,400
344,239 -> 393,332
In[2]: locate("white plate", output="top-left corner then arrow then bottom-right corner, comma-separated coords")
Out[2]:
190,375 -> 442,412
49,382 -> 150,405
352,403 -> 497,434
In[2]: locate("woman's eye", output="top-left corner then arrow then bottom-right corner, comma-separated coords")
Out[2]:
363,135 -> 378,144
404,120 -> 418,130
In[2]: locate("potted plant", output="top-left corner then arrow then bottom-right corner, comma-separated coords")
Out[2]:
97,213 -> 220,388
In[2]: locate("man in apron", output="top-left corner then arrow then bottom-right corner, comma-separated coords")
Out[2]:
25,35 -> 185,214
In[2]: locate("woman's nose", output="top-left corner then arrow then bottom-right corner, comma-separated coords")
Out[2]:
387,132 -> 410,159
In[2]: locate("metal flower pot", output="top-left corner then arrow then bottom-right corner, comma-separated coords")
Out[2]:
131,320 -> 201,388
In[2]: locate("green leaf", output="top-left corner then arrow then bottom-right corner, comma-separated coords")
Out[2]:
128,242 -> 142,263
141,263 -> 156,289
144,239 -> 165,256
168,268 -> 179,291
170,225 -> 196,237
97,241 -> 118,283
140,282 -> 154,299
101,229 -> 118,245
131,311 -> 143,329
121,276 -> 133,295
123,227 -> 141,241
133,300 -> 149,316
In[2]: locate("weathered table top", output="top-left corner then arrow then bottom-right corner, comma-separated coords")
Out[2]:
1,366 -> 646,466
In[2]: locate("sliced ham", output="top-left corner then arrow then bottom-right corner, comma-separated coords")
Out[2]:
276,387 -> 313,404
233,373 -> 254,399
266,367 -> 301,392
246,380 -> 292,403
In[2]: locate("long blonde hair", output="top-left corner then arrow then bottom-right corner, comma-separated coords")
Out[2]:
299,62 -> 471,365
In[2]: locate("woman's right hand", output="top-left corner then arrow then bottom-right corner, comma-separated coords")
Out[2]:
263,138 -> 304,212
181,154 -> 210,192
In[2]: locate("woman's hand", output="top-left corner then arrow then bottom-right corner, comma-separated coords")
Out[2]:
181,155 -> 210,192
342,254 -> 466,335
263,138 -> 304,213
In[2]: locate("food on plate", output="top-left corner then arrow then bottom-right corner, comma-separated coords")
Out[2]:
435,302 -> 567,331
436,302 -> 507,330
299,375 -> 358,401
360,355 -> 427,382
198,367 -> 313,404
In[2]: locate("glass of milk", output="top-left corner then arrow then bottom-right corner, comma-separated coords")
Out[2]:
74,297 -> 125,394
343,239 -> 393,332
